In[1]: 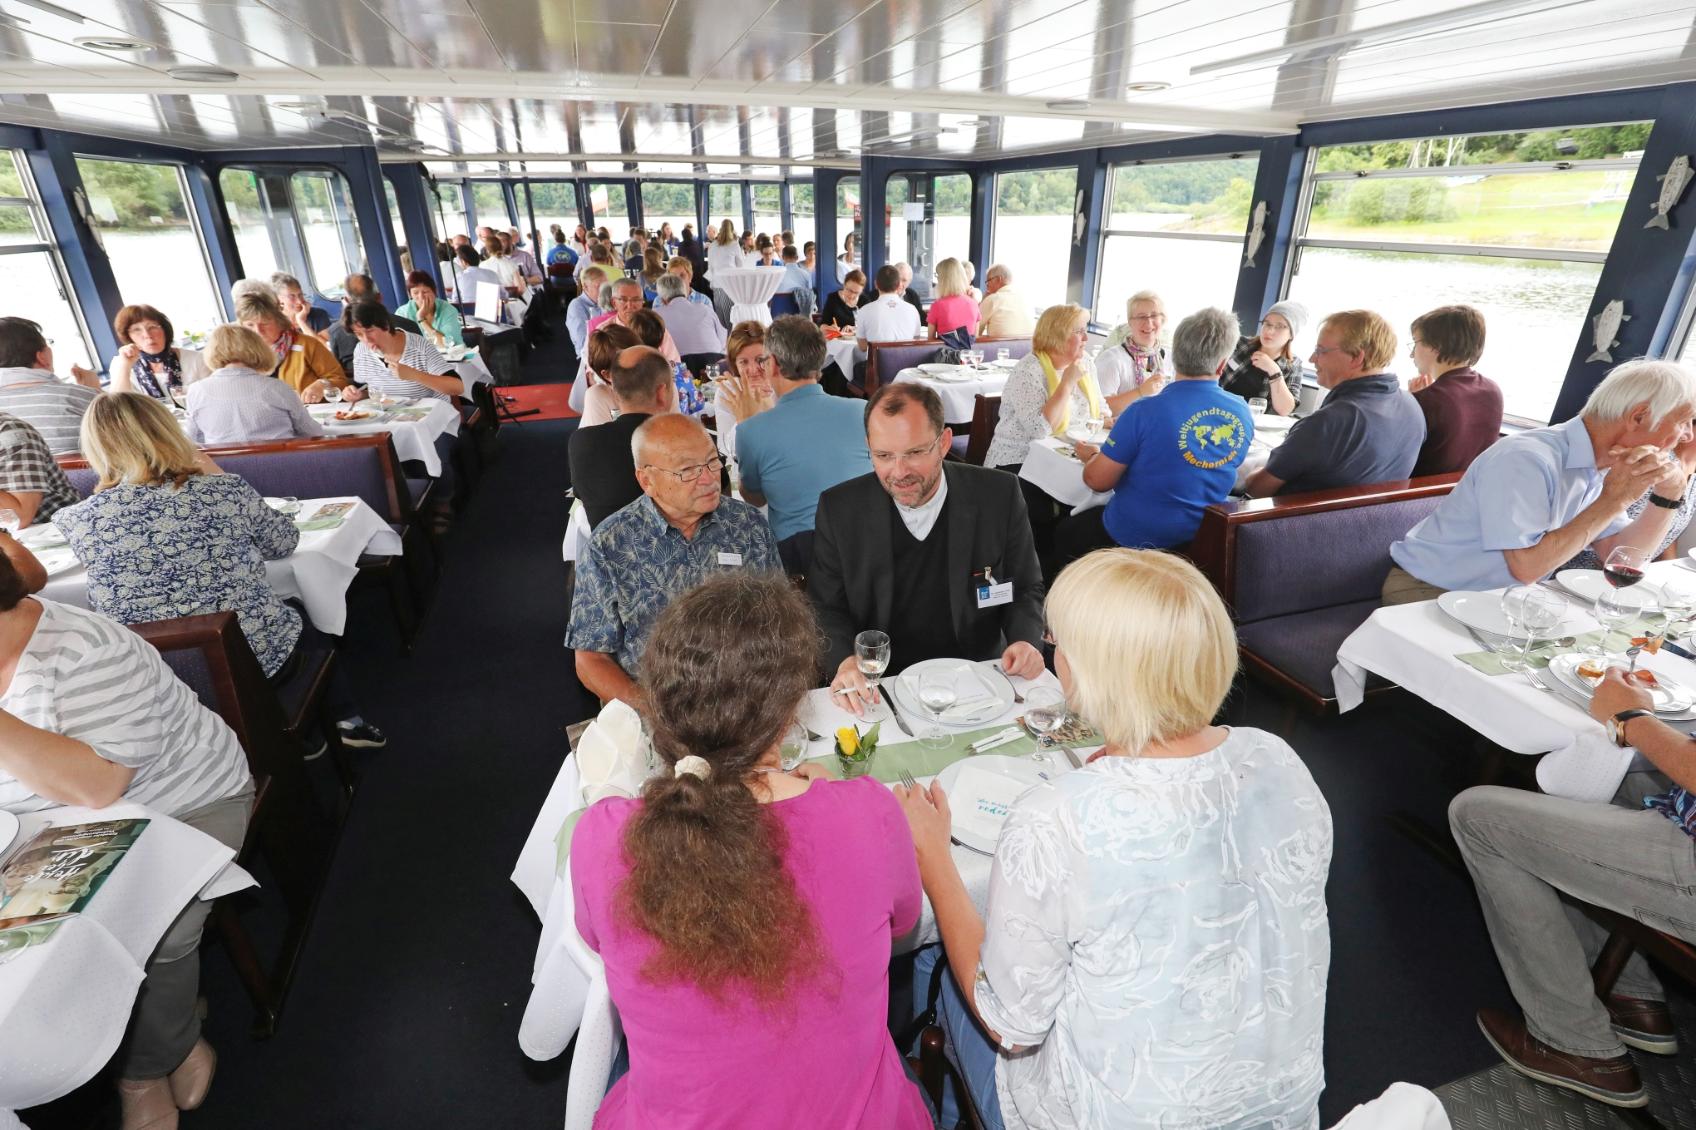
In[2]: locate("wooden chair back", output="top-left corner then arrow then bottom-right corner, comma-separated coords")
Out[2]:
961,394 -> 1001,466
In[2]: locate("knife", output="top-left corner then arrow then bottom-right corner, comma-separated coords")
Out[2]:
881,685 -> 914,737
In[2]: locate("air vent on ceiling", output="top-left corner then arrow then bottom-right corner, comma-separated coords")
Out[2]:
167,65 -> 239,83
1126,81 -> 1171,92
74,36 -> 150,51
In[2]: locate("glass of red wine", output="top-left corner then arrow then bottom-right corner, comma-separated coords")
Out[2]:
1602,546 -> 1648,590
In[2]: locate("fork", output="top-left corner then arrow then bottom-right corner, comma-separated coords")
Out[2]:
897,769 -> 919,794
991,663 -> 1026,704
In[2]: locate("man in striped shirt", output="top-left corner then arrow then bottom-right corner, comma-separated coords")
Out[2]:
0,316 -> 100,455
345,300 -> 464,404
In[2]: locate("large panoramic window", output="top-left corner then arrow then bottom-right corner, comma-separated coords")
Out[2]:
526,182 -> 579,244
1095,155 -> 1258,331
470,181 -> 511,230
640,181 -> 695,242
77,156 -> 222,338
789,182 -> 815,250
1288,123 -> 1647,423
0,152 -> 96,369
432,181 -> 468,242
751,183 -> 783,238
289,170 -> 367,299
706,183 -> 741,236
991,167 -> 1078,312
218,167 -> 282,283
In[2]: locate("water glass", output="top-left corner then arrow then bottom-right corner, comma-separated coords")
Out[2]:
916,668 -> 957,750
323,385 -> 342,404
996,348 -> 1010,364
854,630 -> 891,721
1658,575 -> 1696,636
1248,397 -> 1268,414
1023,687 -> 1067,747
1498,585 -> 1565,672
779,722 -> 808,772
0,508 -> 17,535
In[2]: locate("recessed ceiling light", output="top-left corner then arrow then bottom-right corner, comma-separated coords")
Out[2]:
1126,80 -> 1171,92
166,65 -> 238,83
1045,99 -> 1090,111
73,35 -> 150,51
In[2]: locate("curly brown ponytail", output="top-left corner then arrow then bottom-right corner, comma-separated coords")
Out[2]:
620,573 -> 828,1003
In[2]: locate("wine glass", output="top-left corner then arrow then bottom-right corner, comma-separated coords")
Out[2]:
1657,574 -> 1696,638
1603,546 -> 1648,590
1248,397 -> 1268,414
995,348 -> 1010,364
854,630 -> 891,721
1023,687 -> 1067,748
1498,585 -> 1565,672
779,722 -> 808,772
916,668 -> 957,750
1593,587 -> 1645,662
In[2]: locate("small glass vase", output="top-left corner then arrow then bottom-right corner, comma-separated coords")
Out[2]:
836,749 -> 875,779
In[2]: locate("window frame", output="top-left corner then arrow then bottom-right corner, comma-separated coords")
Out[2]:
286,167 -> 368,302
76,153 -> 223,333
1,150 -> 97,366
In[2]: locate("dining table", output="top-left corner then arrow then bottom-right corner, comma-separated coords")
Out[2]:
823,333 -> 860,379
0,802 -> 254,1118
891,360 -> 1013,425
305,398 -> 461,477
22,496 -> 403,637
713,268 -> 784,328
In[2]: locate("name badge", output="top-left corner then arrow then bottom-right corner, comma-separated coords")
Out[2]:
717,551 -> 743,566
291,344 -> 304,352
976,581 -> 1013,609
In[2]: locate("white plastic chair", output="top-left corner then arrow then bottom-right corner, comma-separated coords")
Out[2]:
561,918 -> 622,1130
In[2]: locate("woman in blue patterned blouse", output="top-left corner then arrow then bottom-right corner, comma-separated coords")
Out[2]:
55,392 -> 385,750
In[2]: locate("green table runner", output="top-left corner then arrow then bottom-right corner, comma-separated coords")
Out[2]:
810,722 -> 1097,783
1457,617 -> 1670,676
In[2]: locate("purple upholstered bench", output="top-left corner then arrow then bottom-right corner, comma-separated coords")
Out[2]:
1190,473 -> 1463,711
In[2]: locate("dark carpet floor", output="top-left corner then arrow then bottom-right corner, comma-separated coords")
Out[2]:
21,321 -> 1692,1127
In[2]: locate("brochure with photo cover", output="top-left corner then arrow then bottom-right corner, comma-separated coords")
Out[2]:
0,818 -> 149,929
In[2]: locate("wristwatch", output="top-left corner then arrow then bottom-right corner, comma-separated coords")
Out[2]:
1648,491 -> 1684,509
1608,708 -> 1654,748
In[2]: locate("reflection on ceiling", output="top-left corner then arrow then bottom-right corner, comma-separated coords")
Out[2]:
0,0 -> 1684,169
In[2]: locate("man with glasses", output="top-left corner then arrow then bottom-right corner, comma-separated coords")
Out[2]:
589,278 -> 683,365
566,413 -> 780,707
1240,308 -> 1424,498
811,383 -> 1045,712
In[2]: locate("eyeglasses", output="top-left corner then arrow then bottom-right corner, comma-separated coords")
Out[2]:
643,456 -> 725,483
869,435 -> 943,465
1129,312 -> 1165,323
1310,344 -> 1347,357
1259,318 -> 1290,332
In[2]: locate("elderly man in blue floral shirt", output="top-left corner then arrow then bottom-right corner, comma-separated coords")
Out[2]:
567,414 -> 781,706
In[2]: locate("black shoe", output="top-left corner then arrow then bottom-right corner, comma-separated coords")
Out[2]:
302,734 -> 327,761
337,723 -> 388,749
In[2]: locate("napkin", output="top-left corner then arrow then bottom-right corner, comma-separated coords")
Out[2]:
573,699 -> 653,805
940,695 -> 999,724
949,765 -> 1034,846
1536,730 -> 1636,803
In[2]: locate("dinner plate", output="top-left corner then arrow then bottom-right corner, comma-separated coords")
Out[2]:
1547,652 -> 1696,715
1436,590 -> 1587,639
936,754 -> 1048,855
1251,413 -> 1298,432
896,658 -> 1014,728
32,545 -> 79,578
15,523 -> 67,551
0,809 -> 18,859
918,362 -> 963,375
1556,569 -> 1661,611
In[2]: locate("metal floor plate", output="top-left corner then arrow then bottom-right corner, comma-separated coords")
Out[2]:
1437,995 -> 1696,1129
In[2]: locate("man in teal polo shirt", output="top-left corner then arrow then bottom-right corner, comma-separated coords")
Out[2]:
733,315 -> 872,575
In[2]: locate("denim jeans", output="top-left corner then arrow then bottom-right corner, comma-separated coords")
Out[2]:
936,965 -> 1006,1130
1450,771 -> 1696,1058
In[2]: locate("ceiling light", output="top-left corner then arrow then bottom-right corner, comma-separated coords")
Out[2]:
11,0 -> 82,21
1045,99 -> 1090,111
1126,81 -> 1171,92
73,35 -> 150,51
166,65 -> 238,83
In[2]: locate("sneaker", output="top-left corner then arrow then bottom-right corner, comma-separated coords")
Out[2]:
301,734 -> 327,761
1605,994 -> 1679,1056
1476,1008 -> 1648,1108
337,722 -> 388,749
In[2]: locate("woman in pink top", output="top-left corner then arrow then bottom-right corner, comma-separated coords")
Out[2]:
570,574 -> 932,1130
926,258 -> 981,338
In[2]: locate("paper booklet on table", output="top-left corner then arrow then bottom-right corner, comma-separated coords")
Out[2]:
949,765 -> 1032,847
0,818 -> 149,931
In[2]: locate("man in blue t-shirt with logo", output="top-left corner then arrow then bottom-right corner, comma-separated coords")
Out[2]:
1054,306 -> 1254,566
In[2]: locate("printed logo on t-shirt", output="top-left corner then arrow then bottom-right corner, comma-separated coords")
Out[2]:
1177,407 -> 1247,469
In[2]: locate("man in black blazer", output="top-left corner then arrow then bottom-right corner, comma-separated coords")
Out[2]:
810,383 -> 1046,711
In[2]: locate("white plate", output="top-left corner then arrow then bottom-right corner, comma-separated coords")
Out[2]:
1251,413 -> 1298,432
936,754 -> 1048,855
1547,652 -> 1696,714
1436,590 -> 1586,639
1556,569 -> 1661,611
14,523 -> 66,551
0,810 -> 18,859
32,545 -> 79,577
896,658 -> 1014,729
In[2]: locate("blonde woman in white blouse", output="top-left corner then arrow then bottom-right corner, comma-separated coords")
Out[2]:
896,548 -> 1333,1130
982,303 -> 1107,470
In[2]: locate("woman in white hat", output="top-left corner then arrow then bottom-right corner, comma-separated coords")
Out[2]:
1219,299 -> 1307,416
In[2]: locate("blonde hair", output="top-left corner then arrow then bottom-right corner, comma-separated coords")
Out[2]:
1127,289 -> 1164,317
234,291 -> 287,333
934,258 -> 968,299
1032,303 -> 1089,356
1321,309 -> 1398,372
204,323 -> 278,372
714,219 -> 737,246
80,391 -> 205,491
1046,549 -> 1238,753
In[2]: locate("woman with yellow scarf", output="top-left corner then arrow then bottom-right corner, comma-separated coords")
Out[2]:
983,303 -> 1108,470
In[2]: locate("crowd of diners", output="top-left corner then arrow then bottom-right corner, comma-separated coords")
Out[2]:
555,234 -> 1696,1126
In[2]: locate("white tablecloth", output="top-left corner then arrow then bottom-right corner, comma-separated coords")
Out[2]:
1237,411 -> 1296,489
561,499 -> 591,564
511,662 -> 1080,1061
32,496 -> 401,637
444,348 -> 494,395
1019,437 -> 1113,514
306,399 -> 461,477
714,268 -> 784,328
824,335 -> 859,376
0,802 -> 254,1113
892,366 -> 1010,425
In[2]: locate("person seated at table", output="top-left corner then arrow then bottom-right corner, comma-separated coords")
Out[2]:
1385,358 -> 1696,603
895,547 -> 1331,1130
657,221 -> 678,254
590,279 -> 683,365
726,316 -> 870,575
1240,309 -> 1423,499
822,269 -> 865,329
1094,290 -> 1173,414
777,245 -> 816,315
712,322 -> 779,460
346,300 -> 463,405
926,258 -> 980,342
626,307 -> 701,416
741,231 -> 758,257
976,263 -> 1033,338
328,275 -> 421,378
1218,300 -> 1306,417
504,229 -> 544,287
0,316 -> 101,455
571,572 -> 931,1130
567,264 -> 610,357
857,261 -> 924,320
1448,668 -> 1696,1109
1407,303 -> 1504,476
983,303 -> 1106,475
802,240 -> 817,273
752,233 -> 778,267
455,243 -> 504,310
185,324 -> 325,446
570,347 -> 679,530
622,229 -> 648,271
395,269 -> 466,351
546,228 -> 579,270
856,265 -> 922,359
0,548 -> 256,1130
1564,430 -> 1696,571
0,411 -> 78,526
640,246 -> 667,303
483,235 -> 527,296
664,256 -> 714,307
813,382 -> 1045,705
109,304 -> 210,402
578,323 -> 644,428
1056,307 -> 1253,565
653,273 -> 726,363
566,414 -> 781,707
270,272 -> 332,338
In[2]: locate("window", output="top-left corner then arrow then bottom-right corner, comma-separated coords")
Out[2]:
751,183 -> 782,238
77,156 -> 221,338
789,183 -> 815,251
1289,123 -> 1647,423
381,177 -> 411,274
706,184 -> 741,235
588,183 -> 628,231
470,181 -> 511,231
0,152 -> 95,369
528,181 -> 580,245
837,177 -> 861,263
640,181 -> 695,244
882,173 -> 973,297
218,167 -> 283,282
289,170 -> 367,299
884,176 -> 911,270
934,173 -> 972,268
1095,155 -> 1258,331
432,181 -> 468,242
992,167 -> 1077,312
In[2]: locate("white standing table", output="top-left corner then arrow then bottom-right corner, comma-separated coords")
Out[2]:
713,268 -> 784,328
